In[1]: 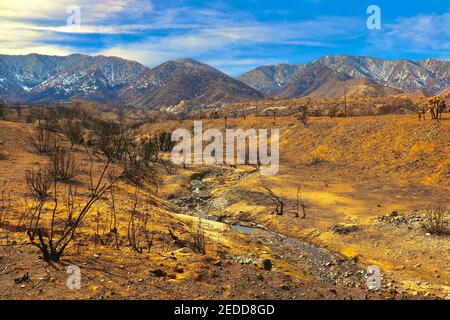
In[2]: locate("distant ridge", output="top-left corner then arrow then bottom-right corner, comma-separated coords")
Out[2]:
0,54 -> 262,110
0,53 -> 448,109
238,55 -> 450,98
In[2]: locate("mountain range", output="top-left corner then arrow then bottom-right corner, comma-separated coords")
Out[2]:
238,55 -> 450,99
0,53 -> 449,110
0,54 -> 262,109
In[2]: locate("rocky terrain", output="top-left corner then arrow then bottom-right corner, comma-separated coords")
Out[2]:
0,54 -> 262,109
239,55 -> 450,98
1,54 -> 449,110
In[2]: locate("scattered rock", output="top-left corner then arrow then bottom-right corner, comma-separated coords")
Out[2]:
14,272 -> 29,284
150,269 -> 167,277
212,260 -> 223,266
174,247 -> 193,254
332,224 -> 359,234
173,265 -> 184,273
260,259 -> 272,271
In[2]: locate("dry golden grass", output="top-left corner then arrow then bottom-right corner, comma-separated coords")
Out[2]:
0,113 -> 449,299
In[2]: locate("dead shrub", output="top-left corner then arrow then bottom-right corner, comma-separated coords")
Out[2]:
92,120 -> 133,161
296,105 -> 309,126
31,124 -> 60,153
262,185 -> 284,215
0,181 -> 11,225
25,167 -> 53,202
188,219 -> 206,255
141,139 -> 159,165
62,119 -> 84,149
26,150 -> 120,262
423,206 -> 448,235
48,149 -> 81,182
126,189 -> 154,253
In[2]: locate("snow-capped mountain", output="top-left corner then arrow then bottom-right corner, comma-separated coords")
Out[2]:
238,55 -> 450,98
237,64 -> 303,94
1,53 -> 448,107
0,54 -> 262,108
25,55 -> 148,103
316,55 -> 450,94
118,58 -> 263,109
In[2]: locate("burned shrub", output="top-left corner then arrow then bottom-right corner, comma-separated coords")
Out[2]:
423,206 -> 448,235
26,151 -> 120,262
262,185 -> 284,215
153,132 -> 176,152
31,124 -> 60,153
62,119 -> 84,149
187,219 -> 206,255
92,121 -> 133,161
141,139 -> 159,166
25,167 -> 53,202
296,105 -> 309,126
48,149 -> 81,182
126,190 -> 154,253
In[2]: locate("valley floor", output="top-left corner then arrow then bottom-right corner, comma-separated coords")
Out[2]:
0,114 -> 448,300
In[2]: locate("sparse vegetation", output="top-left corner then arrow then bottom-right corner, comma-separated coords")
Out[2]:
0,106 -> 449,300
423,206 -> 448,235
188,218 -> 206,255
25,167 -> 53,202
25,148 -> 120,262
31,123 -> 59,153
62,119 -> 84,149
48,148 -> 81,182
0,181 -> 11,225
296,105 -> 308,126
262,185 -> 284,215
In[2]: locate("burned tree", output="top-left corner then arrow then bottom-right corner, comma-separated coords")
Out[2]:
296,105 -> 309,126
25,148 -> 120,262
295,185 -> 307,219
263,185 -> 284,215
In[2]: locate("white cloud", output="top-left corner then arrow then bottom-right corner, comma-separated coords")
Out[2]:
0,0 -> 153,22
0,1 -> 366,74
100,15 -> 363,68
368,13 -> 450,54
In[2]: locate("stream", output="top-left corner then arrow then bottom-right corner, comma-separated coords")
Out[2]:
171,167 -> 369,288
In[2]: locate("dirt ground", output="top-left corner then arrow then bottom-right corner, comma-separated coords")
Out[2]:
0,114 -> 448,300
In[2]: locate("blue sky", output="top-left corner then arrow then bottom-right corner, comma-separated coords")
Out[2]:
0,0 -> 449,75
